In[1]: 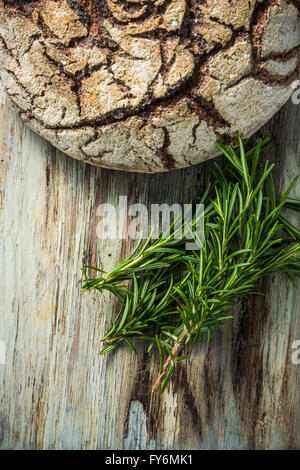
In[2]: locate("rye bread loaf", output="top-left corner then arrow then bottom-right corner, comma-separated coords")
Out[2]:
0,0 -> 299,172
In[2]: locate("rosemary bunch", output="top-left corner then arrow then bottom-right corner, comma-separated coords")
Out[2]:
82,136 -> 300,393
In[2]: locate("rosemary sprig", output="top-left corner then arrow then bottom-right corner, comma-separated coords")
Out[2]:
82,136 -> 300,393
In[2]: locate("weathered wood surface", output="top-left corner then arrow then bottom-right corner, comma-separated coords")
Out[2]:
0,82 -> 299,450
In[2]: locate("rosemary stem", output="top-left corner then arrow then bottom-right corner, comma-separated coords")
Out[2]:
83,252 -> 146,290
83,238 -> 172,291
152,326 -> 191,393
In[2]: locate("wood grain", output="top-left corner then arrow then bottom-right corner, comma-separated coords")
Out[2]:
0,83 -> 299,450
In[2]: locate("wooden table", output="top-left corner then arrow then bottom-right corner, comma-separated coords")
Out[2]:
0,83 -> 299,450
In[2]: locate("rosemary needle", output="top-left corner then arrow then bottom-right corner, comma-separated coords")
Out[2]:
82,136 -> 300,394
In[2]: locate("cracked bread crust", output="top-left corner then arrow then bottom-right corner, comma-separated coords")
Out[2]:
0,0 -> 299,172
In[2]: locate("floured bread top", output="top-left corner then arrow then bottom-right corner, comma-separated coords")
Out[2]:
0,0 -> 299,172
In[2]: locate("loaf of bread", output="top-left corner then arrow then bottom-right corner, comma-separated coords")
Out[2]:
0,0 -> 299,172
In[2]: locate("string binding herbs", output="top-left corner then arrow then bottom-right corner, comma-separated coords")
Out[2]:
82,136 -> 300,394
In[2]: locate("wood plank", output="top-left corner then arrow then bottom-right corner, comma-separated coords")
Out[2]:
0,83 -> 299,450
